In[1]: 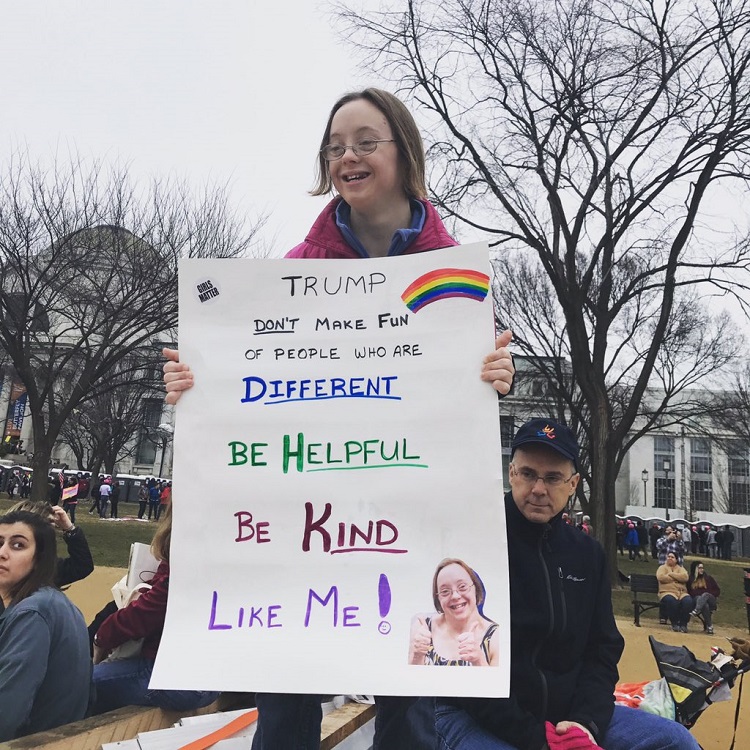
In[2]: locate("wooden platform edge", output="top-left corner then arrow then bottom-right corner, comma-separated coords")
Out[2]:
0,700 -> 222,750
0,697 -> 376,750
321,702 -> 377,750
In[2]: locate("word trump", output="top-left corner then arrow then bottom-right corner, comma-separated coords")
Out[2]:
282,273 -> 386,297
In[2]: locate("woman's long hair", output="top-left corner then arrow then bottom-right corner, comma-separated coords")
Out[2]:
0,510 -> 56,606
688,560 -> 706,590
151,502 -> 172,563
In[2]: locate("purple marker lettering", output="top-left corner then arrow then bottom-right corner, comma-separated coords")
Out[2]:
268,605 -> 282,627
208,591 -> 232,630
305,586 -> 339,627
248,606 -> 264,627
378,574 -> 392,618
343,606 -> 360,627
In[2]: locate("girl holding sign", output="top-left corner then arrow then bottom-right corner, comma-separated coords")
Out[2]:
163,88 -> 514,750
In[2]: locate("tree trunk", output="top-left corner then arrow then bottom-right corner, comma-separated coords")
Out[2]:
29,445 -> 53,503
588,416 -> 621,588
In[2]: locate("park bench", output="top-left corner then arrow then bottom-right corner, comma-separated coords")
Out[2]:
630,573 -> 704,628
0,695 -> 376,750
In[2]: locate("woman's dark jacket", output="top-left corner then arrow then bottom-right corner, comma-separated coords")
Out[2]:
54,526 -> 95,588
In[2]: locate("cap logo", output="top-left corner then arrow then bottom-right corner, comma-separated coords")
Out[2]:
537,425 -> 556,440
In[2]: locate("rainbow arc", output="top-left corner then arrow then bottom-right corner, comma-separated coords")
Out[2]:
401,268 -> 490,313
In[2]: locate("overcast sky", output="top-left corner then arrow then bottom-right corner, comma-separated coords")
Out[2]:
1,0 -> 386,255
3,1 -> 748,328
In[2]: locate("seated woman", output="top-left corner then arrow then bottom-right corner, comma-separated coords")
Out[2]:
9,500 -> 94,588
91,503 -> 219,713
688,561 -> 720,635
656,552 -> 693,633
409,557 -> 499,666
0,510 -> 91,740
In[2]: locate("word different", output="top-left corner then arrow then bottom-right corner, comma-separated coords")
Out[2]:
240,375 -> 399,404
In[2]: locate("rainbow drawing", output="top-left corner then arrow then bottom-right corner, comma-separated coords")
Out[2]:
401,268 -> 491,313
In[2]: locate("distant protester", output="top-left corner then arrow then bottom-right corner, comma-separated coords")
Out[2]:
98,478 -> 112,519
624,523 -> 640,561
62,475 -> 79,523
0,510 -> 91,740
8,501 -> 94,589
137,483 -> 149,519
91,503 -> 219,713
147,480 -> 160,520
157,482 -> 171,521
656,525 -> 685,565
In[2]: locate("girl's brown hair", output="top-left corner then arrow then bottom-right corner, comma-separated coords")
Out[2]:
151,502 -> 172,562
310,88 -> 427,199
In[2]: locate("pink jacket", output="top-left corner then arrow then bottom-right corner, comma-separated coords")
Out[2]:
285,197 -> 457,259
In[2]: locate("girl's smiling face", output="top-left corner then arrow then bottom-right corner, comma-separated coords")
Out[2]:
326,98 -> 404,215
0,522 -> 36,603
436,563 -> 477,621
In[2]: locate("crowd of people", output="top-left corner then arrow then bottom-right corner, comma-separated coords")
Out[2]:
616,519 -> 737,562
1,467 -> 172,523
0,467 -> 32,500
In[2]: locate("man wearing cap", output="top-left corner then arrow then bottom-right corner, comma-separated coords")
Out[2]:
435,418 -> 698,750
656,525 -> 685,566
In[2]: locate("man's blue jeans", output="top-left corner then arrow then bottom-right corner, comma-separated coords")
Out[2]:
251,693 -> 322,750
435,703 -> 700,749
92,657 -> 219,714
250,694 -> 436,749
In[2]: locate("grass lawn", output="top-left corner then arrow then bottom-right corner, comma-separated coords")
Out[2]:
0,498 -> 156,568
611,552 -> 750,630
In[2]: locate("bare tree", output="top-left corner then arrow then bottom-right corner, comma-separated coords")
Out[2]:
710,363 -> 750,440
0,153 -> 266,501
494,255 -> 738,519
58,349 -> 163,476
339,0 -> 750,583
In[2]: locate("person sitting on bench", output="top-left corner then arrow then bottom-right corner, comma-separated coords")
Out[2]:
688,561 -> 720,635
657,552 -> 693,633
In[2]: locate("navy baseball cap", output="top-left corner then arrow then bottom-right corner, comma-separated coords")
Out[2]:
511,418 -> 579,468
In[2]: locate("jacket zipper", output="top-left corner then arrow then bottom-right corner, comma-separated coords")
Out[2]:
558,565 -> 567,632
531,526 -> 552,720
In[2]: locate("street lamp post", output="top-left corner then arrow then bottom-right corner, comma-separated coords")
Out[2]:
663,460 -> 671,521
641,469 -> 649,507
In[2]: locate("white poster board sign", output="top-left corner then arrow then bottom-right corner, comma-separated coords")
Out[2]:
151,243 -> 510,697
